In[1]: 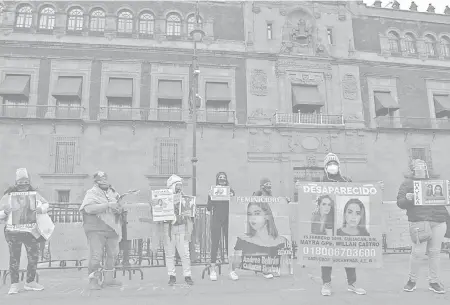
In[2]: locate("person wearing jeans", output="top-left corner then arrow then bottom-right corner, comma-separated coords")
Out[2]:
397,159 -> 448,294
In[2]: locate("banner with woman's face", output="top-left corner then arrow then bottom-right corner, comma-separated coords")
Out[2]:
228,196 -> 294,276
295,182 -> 383,269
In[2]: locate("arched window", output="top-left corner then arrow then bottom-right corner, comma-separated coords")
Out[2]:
117,10 -> 133,34
67,8 -> 84,32
387,31 -> 400,53
139,12 -> 154,35
424,34 -> 437,57
166,13 -> 181,36
89,9 -> 106,32
187,14 -> 202,35
38,6 -> 55,30
404,33 -> 416,54
440,36 -> 450,58
15,5 -> 33,28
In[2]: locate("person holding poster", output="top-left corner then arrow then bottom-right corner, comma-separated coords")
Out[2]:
253,177 -> 273,196
207,172 -> 235,281
162,174 -> 194,286
0,168 -> 49,295
80,171 -> 123,290
318,153 -> 366,297
396,159 -> 448,294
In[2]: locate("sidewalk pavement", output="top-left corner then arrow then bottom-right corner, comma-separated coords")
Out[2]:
1,254 -> 450,305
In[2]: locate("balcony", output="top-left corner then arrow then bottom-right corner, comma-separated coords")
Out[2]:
0,104 -> 85,120
374,116 -> 450,130
99,107 -> 236,124
274,112 -> 345,126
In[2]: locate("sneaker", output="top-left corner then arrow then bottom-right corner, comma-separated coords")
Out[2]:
262,273 -> 274,279
88,278 -> 102,290
404,280 -> 416,292
229,271 -> 239,281
429,283 -> 446,294
210,270 -> 218,281
348,284 -> 366,295
8,283 -> 20,295
321,283 -> 332,296
185,276 -> 194,285
168,275 -> 176,286
24,281 -> 44,291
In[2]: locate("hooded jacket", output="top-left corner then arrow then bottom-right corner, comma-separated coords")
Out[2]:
396,175 -> 448,223
207,172 -> 235,217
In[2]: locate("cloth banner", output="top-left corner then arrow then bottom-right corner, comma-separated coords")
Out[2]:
151,190 -> 178,222
414,180 -> 450,206
296,182 -> 383,268
123,203 -> 155,240
49,222 -> 89,261
0,225 -> 28,271
228,196 -> 294,276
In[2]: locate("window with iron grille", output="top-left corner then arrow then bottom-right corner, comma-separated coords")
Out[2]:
50,137 -> 79,174
409,146 -> 433,173
154,138 -> 183,175
57,190 -> 70,203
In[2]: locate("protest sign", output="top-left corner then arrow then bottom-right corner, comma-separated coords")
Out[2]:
296,182 -> 383,268
49,222 -> 89,261
0,224 -> 28,270
7,192 -> 38,234
210,186 -> 231,201
180,195 -> 196,217
123,203 -> 154,240
151,190 -> 178,222
414,180 -> 450,206
228,196 -> 293,277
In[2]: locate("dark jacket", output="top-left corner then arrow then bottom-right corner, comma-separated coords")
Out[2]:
253,189 -> 272,196
207,173 -> 235,221
4,185 -> 37,194
320,173 -> 352,183
396,177 -> 448,223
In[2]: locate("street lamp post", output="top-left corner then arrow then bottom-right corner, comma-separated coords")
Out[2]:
190,6 -> 205,197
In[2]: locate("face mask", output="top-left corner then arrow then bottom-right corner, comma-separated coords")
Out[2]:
263,184 -> 272,191
218,178 -> 227,185
15,184 -> 29,192
97,182 -> 109,190
175,183 -> 182,193
327,165 -> 339,175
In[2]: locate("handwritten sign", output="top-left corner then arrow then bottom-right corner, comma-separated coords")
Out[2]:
49,223 -> 89,261
123,203 -> 153,240
0,225 -> 28,270
414,180 -> 450,206
210,186 -> 231,201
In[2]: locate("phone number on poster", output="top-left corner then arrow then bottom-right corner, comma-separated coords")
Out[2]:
303,247 -> 376,257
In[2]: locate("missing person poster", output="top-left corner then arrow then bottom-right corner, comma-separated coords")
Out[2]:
414,180 -> 450,206
151,190 -> 178,222
296,183 -> 383,268
180,195 -> 196,218
7,192 -> 38,233
228,196 -> 293,277
210,186 -> 231,201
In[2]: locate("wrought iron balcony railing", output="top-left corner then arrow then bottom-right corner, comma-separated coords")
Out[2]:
98,107 -> 236,124
0,104 -> 86,120
375,116 -> 450,130
274,112 -> 345,126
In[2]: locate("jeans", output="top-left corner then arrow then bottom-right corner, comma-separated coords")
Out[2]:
210,212 -> 228,264
409,221 -> 446,284
321,266 -> 356,285
86,230 -> 119,275
4,230 -> 39,284
164,224 -> 191,277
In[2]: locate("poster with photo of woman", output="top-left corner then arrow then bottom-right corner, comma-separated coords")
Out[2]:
228,196 -> 293,277
414,180 -> 449,206
335,196 -> 370,237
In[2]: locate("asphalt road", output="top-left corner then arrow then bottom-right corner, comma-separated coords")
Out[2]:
1,254 -> 449,305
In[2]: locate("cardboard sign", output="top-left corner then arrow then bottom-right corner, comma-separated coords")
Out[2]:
210,186 -> 231,201
414,180 -> 450,206
296,182 -> 383,269
151,189 -> 177,222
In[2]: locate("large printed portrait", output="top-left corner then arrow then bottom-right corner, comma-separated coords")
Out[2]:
335,196 -> 370,237
10,192 -> 37,225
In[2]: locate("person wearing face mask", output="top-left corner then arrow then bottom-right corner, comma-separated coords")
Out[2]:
254,178 -> 272,197
319,153 -> 366,296
397,159 -> 448,294
163,174 -> 194,286
79,171 -> 123,290
207,172 -> 235,281
0,168 -> 49,295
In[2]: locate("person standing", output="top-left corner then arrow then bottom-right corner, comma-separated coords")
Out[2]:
163,174 -> 194,286
253,178 -> 272,196
207,172 -> 235,281
0,168 -> 49,295
80,171 -> 123,290
319,153 -> 366,296
397,159 -> 447,294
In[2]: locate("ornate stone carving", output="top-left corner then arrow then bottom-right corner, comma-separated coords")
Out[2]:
289,72 -> 324,85
249,129 -> 272,152
288,133 -> 302,152
290,19 -> 313,46
344,130 -> 365,153
277,59 -> 332,71
250,69 -> 268,96
252,5 -> 261,14
306,154 -> 317,167
279,8 -> 287,16
249,108 -> 269,119
342,73 -> 358,100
